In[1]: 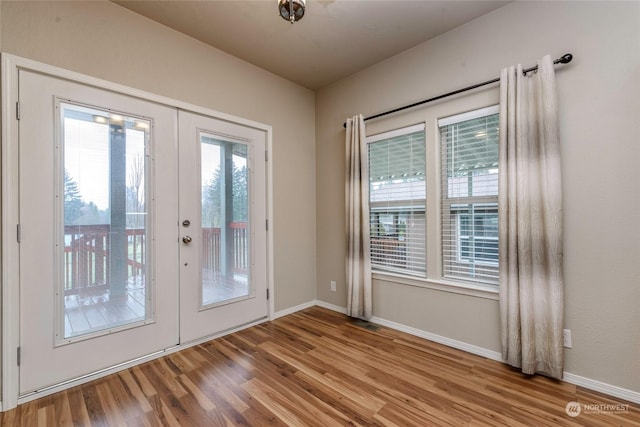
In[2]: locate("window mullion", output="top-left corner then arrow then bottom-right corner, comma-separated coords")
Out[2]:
425,122 -> 440,280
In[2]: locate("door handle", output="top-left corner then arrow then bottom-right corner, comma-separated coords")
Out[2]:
182,236 -> 192,244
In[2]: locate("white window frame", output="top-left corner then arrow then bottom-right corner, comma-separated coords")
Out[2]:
439,105 -> 499,285
367,100 -> 500,301
367,123 -> 426,277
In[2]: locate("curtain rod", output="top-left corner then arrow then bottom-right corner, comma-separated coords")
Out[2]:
342,53 -> 574,128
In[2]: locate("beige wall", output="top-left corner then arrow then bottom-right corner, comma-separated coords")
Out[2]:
2,0 -> 639,399
0,0 -> 317,312
316,0 -> 640,393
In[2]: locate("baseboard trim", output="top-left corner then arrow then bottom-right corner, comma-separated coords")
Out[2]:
314,300 -> 348,315
369,315 -> 504,362
310,300 -> 640,405
273,301 -> 317,319
563,372 -> 640,404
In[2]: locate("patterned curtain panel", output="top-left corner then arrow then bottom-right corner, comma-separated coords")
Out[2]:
345,114 -> 372,319
498,55 -> 564,379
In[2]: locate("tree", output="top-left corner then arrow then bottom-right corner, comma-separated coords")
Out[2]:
126,154 -> 145,229
202,163 -> 248,227
202,167 -> 222,228
64,170 -> 84,225
78,201 -> 109,225
232,165 -> 248,222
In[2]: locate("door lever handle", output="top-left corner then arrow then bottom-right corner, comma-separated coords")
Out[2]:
182,236 -> 192,244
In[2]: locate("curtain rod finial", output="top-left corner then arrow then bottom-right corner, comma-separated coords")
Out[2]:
558,53 -> 573,64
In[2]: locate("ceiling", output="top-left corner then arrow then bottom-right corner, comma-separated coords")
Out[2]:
114,1 -> 510,90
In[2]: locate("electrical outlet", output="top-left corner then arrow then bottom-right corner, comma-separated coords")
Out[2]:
563,329 -> 572,348
330,280 -> 336,292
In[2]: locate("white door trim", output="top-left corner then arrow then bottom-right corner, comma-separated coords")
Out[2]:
0,53 -> 275,411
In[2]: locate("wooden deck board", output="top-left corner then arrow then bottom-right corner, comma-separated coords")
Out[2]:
64,273 -> 247,337
3,306 -> 639,426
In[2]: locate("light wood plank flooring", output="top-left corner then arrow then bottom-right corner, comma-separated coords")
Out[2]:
3,306 -> 639,426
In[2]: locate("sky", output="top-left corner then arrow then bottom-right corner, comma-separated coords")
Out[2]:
64,115 -> 247,213
64,117 -> 146,211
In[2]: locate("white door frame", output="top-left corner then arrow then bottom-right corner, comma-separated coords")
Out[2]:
0,53 -> 275,411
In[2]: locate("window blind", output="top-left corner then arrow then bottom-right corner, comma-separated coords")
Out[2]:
367,125 -> 426,276
439,106 -> 499,285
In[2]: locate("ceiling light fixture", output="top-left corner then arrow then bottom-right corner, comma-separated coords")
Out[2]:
278,0 -> 305,24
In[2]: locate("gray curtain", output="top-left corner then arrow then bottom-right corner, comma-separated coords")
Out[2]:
345,114 -> 372,319
498,55 -> 564,379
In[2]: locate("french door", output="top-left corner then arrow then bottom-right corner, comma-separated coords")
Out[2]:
17,70 -> 268,395
178,111 -> 268,343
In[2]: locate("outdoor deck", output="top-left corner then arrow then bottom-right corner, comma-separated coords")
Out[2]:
64,272 -> 249,337
63,275 -> 146,338
63,224 -> 248,338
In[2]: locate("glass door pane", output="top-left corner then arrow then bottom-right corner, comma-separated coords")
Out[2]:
60,102 -> 150,341
200,135 -> 250,307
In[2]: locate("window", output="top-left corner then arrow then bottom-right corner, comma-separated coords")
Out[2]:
60,102 -> 151,339
439,106 -> 499,284
365,106 -> 499,289
367,125 -> 426,276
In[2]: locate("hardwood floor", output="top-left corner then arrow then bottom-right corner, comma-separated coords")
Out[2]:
3,306 -> 639,426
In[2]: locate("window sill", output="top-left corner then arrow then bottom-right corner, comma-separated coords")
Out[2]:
371,271 -> 499,300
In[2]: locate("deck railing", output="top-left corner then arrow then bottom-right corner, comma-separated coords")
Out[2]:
201,222 -> 248,273
64,223 -> 248,297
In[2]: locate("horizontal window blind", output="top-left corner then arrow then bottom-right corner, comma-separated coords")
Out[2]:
368,126 -> 426,276
439,107 -> 499,285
